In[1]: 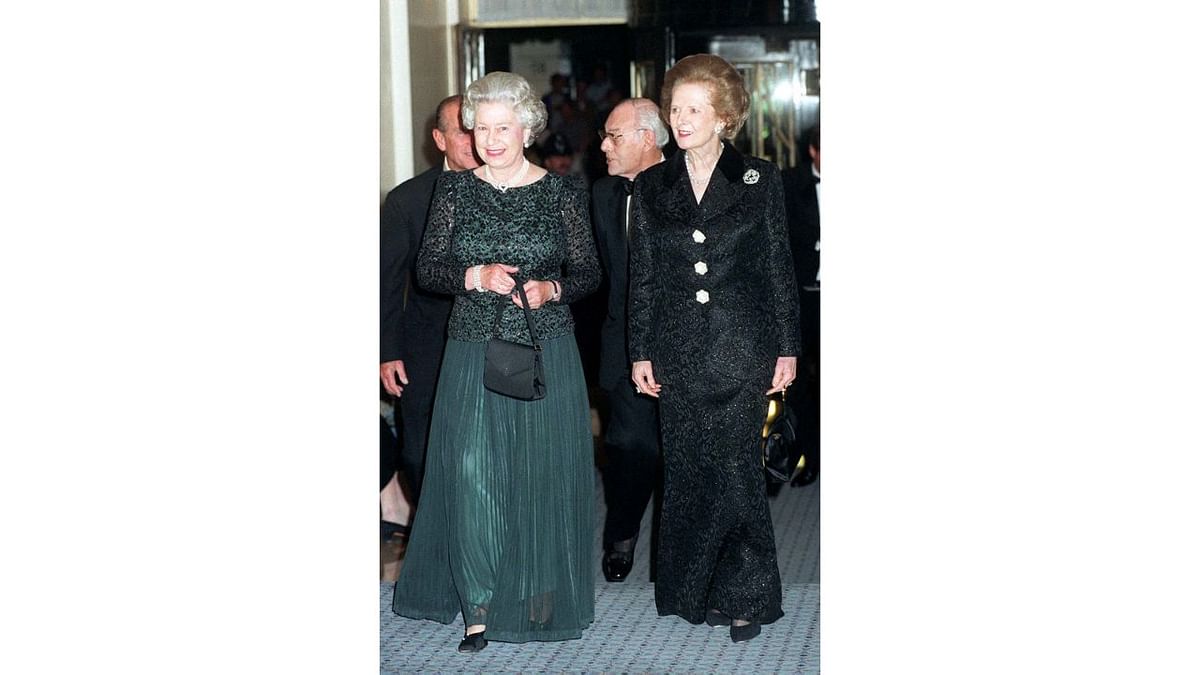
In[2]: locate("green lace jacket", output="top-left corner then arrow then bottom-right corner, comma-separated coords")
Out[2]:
416,170 -> 601,345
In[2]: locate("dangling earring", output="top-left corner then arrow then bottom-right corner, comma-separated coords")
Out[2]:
715,123 -> 724,136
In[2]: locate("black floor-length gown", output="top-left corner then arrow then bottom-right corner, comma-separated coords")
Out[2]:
627,144 -> 800,624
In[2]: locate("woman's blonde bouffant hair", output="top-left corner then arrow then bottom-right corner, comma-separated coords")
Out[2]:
660,54 -> 750,141
461,71 -> 548,148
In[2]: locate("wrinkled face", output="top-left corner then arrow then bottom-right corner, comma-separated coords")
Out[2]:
600,103 -> 651,180
433,100 -> 480,172
472,101 -> 530,171
668,82 -> 721,151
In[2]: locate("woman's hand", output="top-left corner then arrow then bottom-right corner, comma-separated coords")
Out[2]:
765,356 -> 798,395
511,279 -> 556,310
466,263 -> 520,294
631,360 -> 661,398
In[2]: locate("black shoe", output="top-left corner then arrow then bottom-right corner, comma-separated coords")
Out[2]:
601,550 -> 633,582
705,609 -> 731,627
457,632 -> 488,653
730,621 -> 761,643
381,520 -> 410,542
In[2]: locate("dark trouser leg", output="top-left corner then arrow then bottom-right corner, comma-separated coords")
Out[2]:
381,415 -> 400,492
397,350 -> 441,507
600,380 -> 661,548
796,290 -> 820,480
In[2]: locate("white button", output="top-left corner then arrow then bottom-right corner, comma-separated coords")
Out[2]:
694,261 -> 708,275
696,289 -> 710,304
692,229 -> 706,243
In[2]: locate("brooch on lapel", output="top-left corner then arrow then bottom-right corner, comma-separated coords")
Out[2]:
742,169 -> 760,184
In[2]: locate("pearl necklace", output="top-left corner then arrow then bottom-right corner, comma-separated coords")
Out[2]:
484,157 -> 530,193
684,144 -> 723,183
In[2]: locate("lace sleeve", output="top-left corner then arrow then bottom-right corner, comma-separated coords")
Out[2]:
626,176 -> 656,363
762,163 -> 800,356
556,177 -> 601,304
416,173 -> 469,295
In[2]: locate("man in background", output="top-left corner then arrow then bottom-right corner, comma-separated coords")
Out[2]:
781,125 -> 820,485
539,131 -> 577,178
591,98 -> 667,581
380,95 -> 480,527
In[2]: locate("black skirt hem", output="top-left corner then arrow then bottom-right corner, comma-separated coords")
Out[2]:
657,605 -> 784,626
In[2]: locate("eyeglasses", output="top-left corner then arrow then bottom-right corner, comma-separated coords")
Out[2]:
597,128 -> 647,143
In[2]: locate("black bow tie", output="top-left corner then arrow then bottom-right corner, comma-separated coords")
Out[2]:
813,175 -> 821,184
620,179 -> 633,195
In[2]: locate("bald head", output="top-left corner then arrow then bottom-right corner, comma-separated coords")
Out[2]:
600,98 -> 667,180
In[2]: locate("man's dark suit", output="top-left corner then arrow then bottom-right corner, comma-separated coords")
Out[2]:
781,163 -> 820,482
592,174 -> 661,555
381,166 -> 453,504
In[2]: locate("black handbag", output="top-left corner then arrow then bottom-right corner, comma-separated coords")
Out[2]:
483,284 -> 546,401
761,391 -> 804,483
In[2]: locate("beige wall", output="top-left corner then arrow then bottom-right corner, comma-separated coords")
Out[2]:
380,0 -> 409,201
408,1 -> 459,176
381,0 -> 459,201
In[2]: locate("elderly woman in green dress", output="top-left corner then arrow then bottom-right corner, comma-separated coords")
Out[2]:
391,71 -> 600,653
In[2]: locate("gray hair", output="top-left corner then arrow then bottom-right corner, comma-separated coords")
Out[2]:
629,98 -> 670,148
461,71 -> 548,147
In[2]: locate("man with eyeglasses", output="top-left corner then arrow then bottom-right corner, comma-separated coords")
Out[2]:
591,98 -> 668,582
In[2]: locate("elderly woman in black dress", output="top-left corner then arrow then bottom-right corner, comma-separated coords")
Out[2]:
392,71 -> 600,653
628,54 -> 800,643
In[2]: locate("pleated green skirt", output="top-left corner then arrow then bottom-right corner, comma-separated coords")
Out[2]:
391,335 -> 596,643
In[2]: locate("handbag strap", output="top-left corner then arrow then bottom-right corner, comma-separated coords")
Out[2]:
490,282 -> 542,351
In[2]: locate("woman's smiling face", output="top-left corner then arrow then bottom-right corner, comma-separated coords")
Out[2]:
472,101 -> 529,171
668,82 -> 721,151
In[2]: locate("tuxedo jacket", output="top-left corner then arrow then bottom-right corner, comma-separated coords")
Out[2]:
627,144 -> 800,385
380,166 -> 453,366
781,163 -> 820,288
591,174 -> 635,391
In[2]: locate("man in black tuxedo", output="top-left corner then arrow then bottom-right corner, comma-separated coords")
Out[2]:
781,125 -> 820,484
592,98 -> 667,581
380,95 -> 480,511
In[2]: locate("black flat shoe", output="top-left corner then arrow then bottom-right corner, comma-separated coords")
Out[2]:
457,632 -> 488,653
601,550 -> 633,582
730,621 -> 761,642
705,610 -> 731,627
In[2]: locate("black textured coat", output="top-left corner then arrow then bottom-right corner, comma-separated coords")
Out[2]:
628,144 -> 799,378
627,143 -> 799,624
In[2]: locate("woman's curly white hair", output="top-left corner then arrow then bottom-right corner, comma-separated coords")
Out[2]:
461,71 -> 548,148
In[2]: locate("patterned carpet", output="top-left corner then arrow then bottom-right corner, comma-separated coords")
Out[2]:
380,473 -> 820,673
